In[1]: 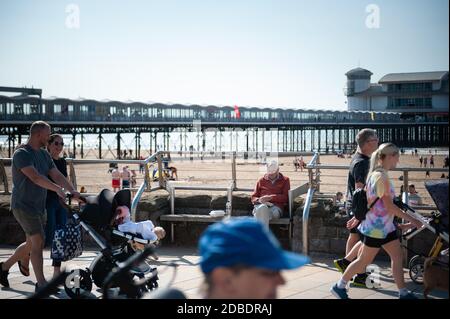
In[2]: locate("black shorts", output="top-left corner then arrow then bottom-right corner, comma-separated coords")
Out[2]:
361,231 -> 399,248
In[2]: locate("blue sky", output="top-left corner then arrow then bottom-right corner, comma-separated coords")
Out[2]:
0,0 -> 448,110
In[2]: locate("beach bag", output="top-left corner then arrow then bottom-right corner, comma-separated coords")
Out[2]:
351,188 -> 379,221
51,222 -> 83,261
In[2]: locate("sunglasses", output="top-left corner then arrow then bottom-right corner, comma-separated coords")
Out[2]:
53,141 -> 65,146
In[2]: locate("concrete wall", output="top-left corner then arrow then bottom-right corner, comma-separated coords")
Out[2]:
370,96 -> 388,111
0,194 -> 445,263
354,79 -> 371,93
432,95 -> 449,110
432,81 -> 441,90
348,96 -> 368,111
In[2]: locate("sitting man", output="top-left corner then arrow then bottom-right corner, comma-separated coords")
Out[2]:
408,184 -> 423,206
251,160 -> 290,227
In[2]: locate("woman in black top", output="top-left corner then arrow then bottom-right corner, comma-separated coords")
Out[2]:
45,134 -> 71,278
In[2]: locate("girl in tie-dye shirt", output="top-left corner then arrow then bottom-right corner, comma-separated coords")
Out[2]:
331,143 -> 424,300
358,170 -> 397,239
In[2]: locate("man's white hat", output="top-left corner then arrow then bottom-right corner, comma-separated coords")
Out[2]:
266,160 -> 279,174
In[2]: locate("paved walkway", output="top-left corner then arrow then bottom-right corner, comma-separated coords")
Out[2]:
0,245 -> 448,299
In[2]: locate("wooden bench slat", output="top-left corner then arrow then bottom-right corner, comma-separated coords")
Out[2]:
160,214 -> 223,223
160,214 -> 290,224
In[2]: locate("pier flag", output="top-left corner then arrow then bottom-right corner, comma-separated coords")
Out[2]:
234,105 -> 241,119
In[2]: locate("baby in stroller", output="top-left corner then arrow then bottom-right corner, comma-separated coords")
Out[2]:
114,204 -> 166,259
62,188 -> 161,299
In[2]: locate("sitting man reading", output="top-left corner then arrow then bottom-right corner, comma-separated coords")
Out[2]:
251,160 -> 290,227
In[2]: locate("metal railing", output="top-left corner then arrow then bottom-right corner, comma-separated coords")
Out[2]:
301,152 -> 321,254
300,160 -> 449,255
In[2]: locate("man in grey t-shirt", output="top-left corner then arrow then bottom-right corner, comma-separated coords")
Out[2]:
0,121 -> 80,290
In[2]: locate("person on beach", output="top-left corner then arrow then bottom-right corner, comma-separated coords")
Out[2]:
121,166 -> 131,189
111,164 -> 120,192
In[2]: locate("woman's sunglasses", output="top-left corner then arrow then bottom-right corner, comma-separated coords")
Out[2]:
53,141 -> 65,146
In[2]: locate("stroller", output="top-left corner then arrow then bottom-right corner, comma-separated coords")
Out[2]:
62,189 -> 159,299
401,180 -> 449,284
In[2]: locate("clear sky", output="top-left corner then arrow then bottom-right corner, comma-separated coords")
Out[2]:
0,0 -> 448,110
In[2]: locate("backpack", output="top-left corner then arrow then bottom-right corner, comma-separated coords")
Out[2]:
351,188 -> 379,221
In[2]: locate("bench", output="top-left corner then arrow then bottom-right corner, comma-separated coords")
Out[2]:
160,214 -> 291,224
159,182 -> 310,248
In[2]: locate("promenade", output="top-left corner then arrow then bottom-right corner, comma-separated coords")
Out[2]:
0,245 -> 447,299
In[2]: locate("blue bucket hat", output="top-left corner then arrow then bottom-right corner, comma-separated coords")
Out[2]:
199,217 -> 310,274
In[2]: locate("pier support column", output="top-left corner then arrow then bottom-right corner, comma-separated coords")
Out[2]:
117,132 -> 121,159
261,128 -> 266,152
255,128 -> 258,153
98,132 -> 102,159
318,129 -> 321,153
80,133 -> 84,159
214,131 -> 217,152
149,131 -> 153,154
270,129 -> 273,152
180,130 -> 183,152
72,133 -> 77,159
8,129 -> 12,158
338,129 -> 342,150
332,130 -> 335,151
184,129 -> 188,155
136,132 -> 141,158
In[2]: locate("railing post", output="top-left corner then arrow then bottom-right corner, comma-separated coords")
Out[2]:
227,183 -> 233,217
156,152 -> 165,189
0,159 -> 10,194
402,170 -> 409,205
308,165 -> 313,188
302,187 -> 315,255
316,152 -> 320,193
402,170 -> 409,267
144,160 -> 151,191
170,185 -> 176,243
68,160 -> 77,191
170,185 -> 175,215
231,152 -> 237,189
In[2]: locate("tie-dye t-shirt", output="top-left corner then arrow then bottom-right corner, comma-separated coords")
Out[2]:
358,170 -> 396,239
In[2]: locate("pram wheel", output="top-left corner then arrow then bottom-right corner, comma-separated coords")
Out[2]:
64,268 -> 93,299
146,276 -> 159,291
409,255 -> 425,285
